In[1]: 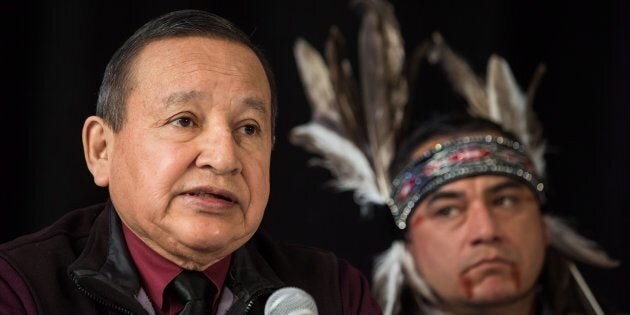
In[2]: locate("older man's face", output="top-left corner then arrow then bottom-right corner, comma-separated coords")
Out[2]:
406,174 -> 548,308
104,36 -> 273,269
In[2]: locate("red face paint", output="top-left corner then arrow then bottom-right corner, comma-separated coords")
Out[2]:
510,265 -> 521,290
461,276 -> 474,298
409,214 -> 425,228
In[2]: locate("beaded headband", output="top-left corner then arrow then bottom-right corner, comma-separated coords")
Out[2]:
387,135 -> 545,230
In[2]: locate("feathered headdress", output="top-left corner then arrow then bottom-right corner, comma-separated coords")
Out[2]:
427,32 -> 547,176
372,32 -> 620,315
290,1 -> 619,314
422,31 -> 618,266
290,0 -> 429,215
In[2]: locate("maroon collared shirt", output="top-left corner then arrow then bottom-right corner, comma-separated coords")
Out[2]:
122,224 -> 231,315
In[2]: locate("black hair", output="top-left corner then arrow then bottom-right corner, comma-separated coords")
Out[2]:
96,9 -> 277,134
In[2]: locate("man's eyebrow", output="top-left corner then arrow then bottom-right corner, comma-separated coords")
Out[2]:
163,91 -> 268,116
243,97 -> 268,116
426,190 -> 464,207
164,90 -> 203,107
486,180 -> 524,194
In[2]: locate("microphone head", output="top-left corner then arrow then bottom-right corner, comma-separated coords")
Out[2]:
264,286 -> 318,315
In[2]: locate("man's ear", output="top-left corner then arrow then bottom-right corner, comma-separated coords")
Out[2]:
82,116 -> 112,187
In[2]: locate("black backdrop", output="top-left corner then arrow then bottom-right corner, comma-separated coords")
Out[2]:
2,1 -> 629,312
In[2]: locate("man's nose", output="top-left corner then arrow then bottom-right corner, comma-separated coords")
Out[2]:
467,201 -> 501,245
195,127 -> 242,175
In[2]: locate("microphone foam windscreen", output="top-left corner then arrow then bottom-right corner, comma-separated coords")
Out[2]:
264,286 -> 318,315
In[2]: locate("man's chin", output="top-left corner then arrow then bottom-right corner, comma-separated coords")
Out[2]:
459,280 -> 535,309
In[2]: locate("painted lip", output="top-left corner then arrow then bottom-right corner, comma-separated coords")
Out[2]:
180,185 -> 240,207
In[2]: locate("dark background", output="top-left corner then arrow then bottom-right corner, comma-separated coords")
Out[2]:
2,0 -> 628,312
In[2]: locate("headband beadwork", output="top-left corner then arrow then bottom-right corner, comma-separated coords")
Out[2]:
388,135 -> 545,230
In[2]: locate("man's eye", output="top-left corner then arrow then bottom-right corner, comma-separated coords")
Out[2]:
241,124 -> 259,136
434,206 -> 460,218
494,196 -> 516,207
171,117 -> 194,127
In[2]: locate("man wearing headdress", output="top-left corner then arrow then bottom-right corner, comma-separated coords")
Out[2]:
288,1 -> 620,313
372,112 -> 618,315
292,54 -> 621,313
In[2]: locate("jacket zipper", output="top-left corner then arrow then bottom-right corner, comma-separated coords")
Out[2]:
243,299 -> 255,314
242,290 -> 269,314
71,273 -> 135,315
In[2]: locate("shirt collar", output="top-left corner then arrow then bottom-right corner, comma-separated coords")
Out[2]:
122,223 -> 231,313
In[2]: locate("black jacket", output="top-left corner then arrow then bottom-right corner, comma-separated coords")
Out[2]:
0,202 -> 380,314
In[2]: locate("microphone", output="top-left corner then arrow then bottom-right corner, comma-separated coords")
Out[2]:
264,286 -> 318,315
